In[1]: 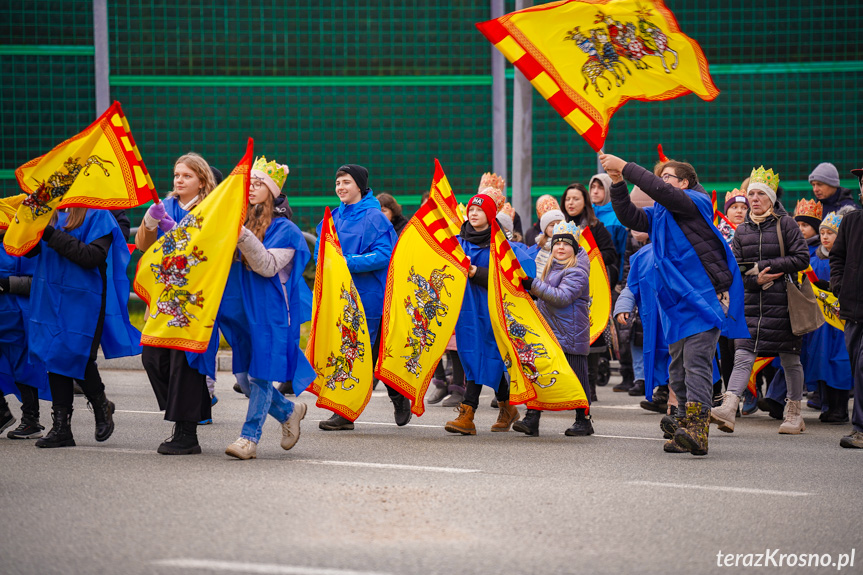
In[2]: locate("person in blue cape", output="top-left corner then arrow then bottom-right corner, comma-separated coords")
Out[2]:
314,164 -> 403,431
219,156 -> 314,460
0,232 -> 49,439
601,153 -> 749,457
136,153 -> 220,455
589,173 -> 628,282
444,186 -> 534,436
24,205 -> 140,448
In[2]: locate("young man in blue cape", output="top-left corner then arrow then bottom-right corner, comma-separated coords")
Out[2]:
601,153 -> 749,456
314,164 -> 403,431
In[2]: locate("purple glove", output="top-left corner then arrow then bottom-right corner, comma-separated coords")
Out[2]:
158,214 -> 176,234
147,202 -> 167,221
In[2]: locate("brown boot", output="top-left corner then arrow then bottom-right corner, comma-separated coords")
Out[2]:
490,400 -> 519,432
673,402 -> 710,456
445,404 -> 476,435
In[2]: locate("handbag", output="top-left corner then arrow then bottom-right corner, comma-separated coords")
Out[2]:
776,219 -> 824,336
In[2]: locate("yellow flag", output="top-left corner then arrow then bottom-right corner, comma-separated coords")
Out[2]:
802,269 -> 844,331
477,0 -> 718,151
305,207 -> 374,421
375,160 -> 470,416
579,226 -> 611,344
133,139 -> 252,352
6,101 -> 156,255
747,356 -> 774,397
0,194 -> 26,231
488,221 -> 589,411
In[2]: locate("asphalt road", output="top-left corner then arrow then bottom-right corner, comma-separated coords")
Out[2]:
1,370 -> 860,575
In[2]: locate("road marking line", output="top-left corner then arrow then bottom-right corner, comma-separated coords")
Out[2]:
591,434 -> 666,441
296,459 -> 480,474
153,559 -> 392,575
71,446 -> 157,455
115,409 -> 162,414
627,480 -> 812,497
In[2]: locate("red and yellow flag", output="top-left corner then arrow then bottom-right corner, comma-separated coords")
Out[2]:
579,226 -> 611,344
5,101 -> 156,255
747,356 -> 774,397
488,221 -> 589,411
0,194 -> 26,231
802,269 -> 844,331
375,160 -> 470,416
477,0 -> 718,151
306,207 -> 374,421
133,139 -> 252,352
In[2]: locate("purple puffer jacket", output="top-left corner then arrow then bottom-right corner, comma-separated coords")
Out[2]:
530,246 -> 591,355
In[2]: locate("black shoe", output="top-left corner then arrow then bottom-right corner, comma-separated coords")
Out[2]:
319,413 -> 355,431
627,380 -> 646,396
640,385 -> 669,413
392,396 -> 412,427
565,411 -> 594,436
441,388 -> 465,407
157,422 -> 201,455
596,357 -> 610,386
88,391 -> 115,442
35,406 -> 75,448
233,382 -> 244,394
426,380 -> 448,405
660,406 -> 680,440
7,419 -> 45,439
613,379 -> 634,393
0,408 -> 15,435
757,397 -> 784,420
512,409 -> 541,436
820,410 -> 850,425
277,381 -> 294,396
490,397 -> 499,409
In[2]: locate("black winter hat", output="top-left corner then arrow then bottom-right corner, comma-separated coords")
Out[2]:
337,164 -> 369,193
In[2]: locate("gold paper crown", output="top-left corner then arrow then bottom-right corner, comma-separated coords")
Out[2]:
794,199 -> 823,220
749,166 -> 779,193
552,220 -> 580,237
478,172 -> 506,195
725,189 -> 746,203
252,155 -> 289,190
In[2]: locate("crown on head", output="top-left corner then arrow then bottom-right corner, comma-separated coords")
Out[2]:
749,166 -> 779,193
725,189 -> 746,203
478,187 -> 506,212
478,172 -> 506,196
500,202 -> 516,218
821,210 -> 844,234
552,220 -> 580,237
535,194 -> 561,218
794,199 -> 823,220
252,155 -> 289,190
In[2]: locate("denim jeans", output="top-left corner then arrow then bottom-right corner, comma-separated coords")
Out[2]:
631,345 -> 645,381
235,372 -> 295,443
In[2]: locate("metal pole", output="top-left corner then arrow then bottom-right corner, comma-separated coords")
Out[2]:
491,0 -> 506,182
511,0 -> 533,224
93,0 -> 110,115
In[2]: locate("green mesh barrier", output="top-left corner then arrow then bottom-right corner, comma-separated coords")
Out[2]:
0,1 -> 94,46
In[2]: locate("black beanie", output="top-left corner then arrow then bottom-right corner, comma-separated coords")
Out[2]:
336,164 -> 369,193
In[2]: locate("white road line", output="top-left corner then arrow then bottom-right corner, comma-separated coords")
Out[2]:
115,409 -> 163,414
591,434 -> 666,441
296,459 -> 480,474
153,559 -> 392,575
627,480 -> 812,497
71,446 -> 157,455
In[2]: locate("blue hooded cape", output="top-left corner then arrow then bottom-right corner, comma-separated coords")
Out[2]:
626,245 -> 669,400
455,236 -> 535,391
29,209 -> 141,379
645,190 -> 749,344
315,190 -> 396,344
218,218 -> 316,393
155,196 -> 220,379
0,245 -> 49,400
594,203 -> 628,281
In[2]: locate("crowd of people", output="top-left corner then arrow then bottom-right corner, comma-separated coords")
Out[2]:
2,150 -> 862,459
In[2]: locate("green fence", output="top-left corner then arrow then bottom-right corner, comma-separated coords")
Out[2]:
2,1 -> 860,233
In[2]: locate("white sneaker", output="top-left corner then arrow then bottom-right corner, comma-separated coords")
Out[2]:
281,402 -> 307,450
225,437 -> 257,460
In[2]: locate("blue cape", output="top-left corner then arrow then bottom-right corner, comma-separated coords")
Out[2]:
315,190 -> 396,343
626,245 -> 669,400
219,218 -> 316,393
645,190 -> 749,344
29,209 -> 141,379
594,203 -> 628,281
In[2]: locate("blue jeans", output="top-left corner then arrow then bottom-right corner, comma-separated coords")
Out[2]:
631,345 -> 645,381
235,372 -> 295,443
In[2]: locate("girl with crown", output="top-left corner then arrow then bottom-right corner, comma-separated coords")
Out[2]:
136,153 -> 220,455
513,220 -> 594,437
220,156 -> 315,460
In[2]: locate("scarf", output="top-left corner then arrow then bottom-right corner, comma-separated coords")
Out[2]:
460,221 -> 491,247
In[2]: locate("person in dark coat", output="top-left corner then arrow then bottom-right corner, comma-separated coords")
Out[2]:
831,167 -> 863,448
809,162 -> 860,217
376,192 -> 409,236
710,168 -> 810,435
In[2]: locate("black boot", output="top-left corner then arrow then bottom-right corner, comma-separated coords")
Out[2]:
640,385 -> 669,413
392,395 -> 412,427
660,405 -> 681,439
820,388 -> 850,424
0,402 -> 15,435
157,421 -> 201,455
512,408 -> 541,436
319,412 -> 355,430
88,391 -> 115,442
627,379 -> 646,396
757,396 -> 785,420
565,408 -> 594,436
35,406 -> 75,448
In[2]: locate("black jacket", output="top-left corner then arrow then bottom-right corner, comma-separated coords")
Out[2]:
391,214 -> 409,237
612,163 -> 733,293
830,209 -> 863,322
821,186 -> 860,217
732,206 -> 810,355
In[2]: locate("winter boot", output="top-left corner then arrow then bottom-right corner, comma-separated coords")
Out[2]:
840,430 -> 863,449
0,405 -> 15,435
426,378 -> 448,405
778,400 -> 805,434
757,396 -> 785,420
157,421 -> 201,455
490,400 -> 519,432
627,380 -> 646,396
663,438 -> 688,453
35,406 -> 75,448
640,385 -> 669,413
225,437 -> 257,460
512,409 -> 541,436
613,378 -> 634,393
392,395 -> 412,427
318,413 -> 354,431
660,405 -> 681,439
709,392 -> 738,433
441,385 -> 465,407
565,408 -> 594,436
820,388 -> 850,424
444,404 -> 476,435
88,391 -> 115,442
674,402 -> 710,456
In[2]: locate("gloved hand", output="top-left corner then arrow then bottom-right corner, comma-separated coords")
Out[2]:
41,225 -> 56,242
147,202 -> 167,221
744,263 -> 760,276
158,214 -> 176,234
0,277 -> 10,294
521,277 -> 534,292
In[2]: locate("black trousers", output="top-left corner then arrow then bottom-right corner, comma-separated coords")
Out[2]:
565,353 -> 590,406
370,329 -> 402,402
49,359 -> 104,408
463,374 -> 510,410
448,350 -> 466,392
143,346 -> 211,423
0,384 -> 41,422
